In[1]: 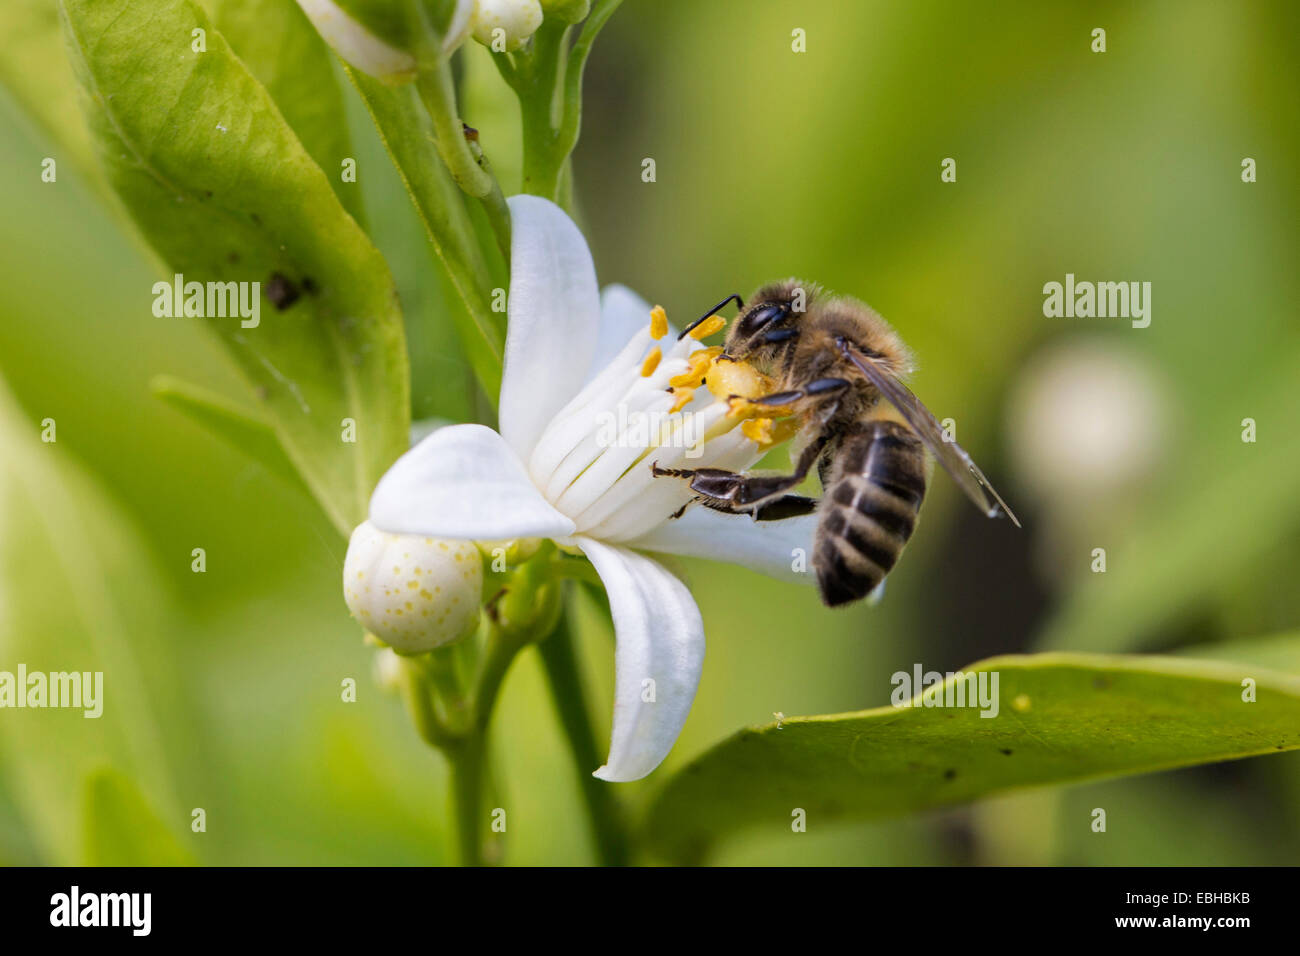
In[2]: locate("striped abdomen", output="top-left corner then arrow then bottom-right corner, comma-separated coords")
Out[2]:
814,420 -> 928,607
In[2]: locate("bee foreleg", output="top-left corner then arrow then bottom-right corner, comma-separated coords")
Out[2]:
748,377 -> 852,410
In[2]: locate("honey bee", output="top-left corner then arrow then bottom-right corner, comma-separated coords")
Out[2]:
653,279 -> 1019,607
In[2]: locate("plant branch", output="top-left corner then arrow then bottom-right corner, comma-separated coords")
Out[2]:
538,612 -> 631,865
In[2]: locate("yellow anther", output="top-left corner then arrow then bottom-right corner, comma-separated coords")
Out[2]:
742,417 -> 775,445
667,348 -> 720,388
649,305 -> 668,340
668,386 -> 695,413
688,314 -> 726,340
640,346 -> 663,377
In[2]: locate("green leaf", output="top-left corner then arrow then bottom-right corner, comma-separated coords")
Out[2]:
0,375 -> 190,864
201,0 -> 366,224
60,0 -> 409,534
643,652 -> 1300,863
82,768 -> 195,866
348,68 -> 505,400
0,0 -> 103,191
150,374 -> 306,491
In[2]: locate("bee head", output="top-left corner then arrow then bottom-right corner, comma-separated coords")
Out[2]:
722,279 -> 816,366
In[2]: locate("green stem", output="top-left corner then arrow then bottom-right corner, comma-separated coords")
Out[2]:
445,735 -> 488,866
399,656 -> 451,748
416,59 -> 496,198
416,57 -> 513,287
555,0 -> 622,163
538,613 -> 631,866
472,621 -> 528,732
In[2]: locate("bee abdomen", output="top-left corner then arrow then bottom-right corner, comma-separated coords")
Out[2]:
814,421 -> 927,607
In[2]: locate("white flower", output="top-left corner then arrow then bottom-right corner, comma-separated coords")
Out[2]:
365,195 -> 815,782
470,0 -> 544,51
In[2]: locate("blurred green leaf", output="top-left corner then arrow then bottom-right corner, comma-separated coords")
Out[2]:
201,0 -> 366,224
348,68 -> 505,400
644,652 -> 1300,863
1176,630 -> 1300,676
0,0 -> 103,191
60,0 -> 409,533
82,768 -> 194,866
150,374 -> 306,491
0,376 -> 191,864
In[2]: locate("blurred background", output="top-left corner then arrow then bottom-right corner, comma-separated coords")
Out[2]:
1,0 -> 1297,865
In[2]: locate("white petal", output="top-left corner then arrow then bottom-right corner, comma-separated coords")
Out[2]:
628,507 -> 820,585
499,195 -> 601,462
578,538 -> 704,782
588,285 -> 656,383
370,424 -> 575,540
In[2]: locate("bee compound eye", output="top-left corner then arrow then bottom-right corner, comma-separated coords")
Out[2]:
740,303 -> 787,337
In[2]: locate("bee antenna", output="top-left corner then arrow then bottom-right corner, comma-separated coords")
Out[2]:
678,293 -> 744,340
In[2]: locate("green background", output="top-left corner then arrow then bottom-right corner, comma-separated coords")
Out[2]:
1,0 -> 1297,864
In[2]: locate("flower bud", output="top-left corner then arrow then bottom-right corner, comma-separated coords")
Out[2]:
296,0 -> 419,81
343,520 -> 483,653
297,0 -> 479,80
470,0 -> 544,51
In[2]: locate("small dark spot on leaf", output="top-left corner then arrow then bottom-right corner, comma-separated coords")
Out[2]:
250,212 -> 262,226
227,251 -> 240,265
204,189 -> 213,198
302,276 -> 319,296
943,768 -> 957,781
266,272 -> 301,310
999,748 -> 1013,756
1093,677 -> 1111,690
462,123 -> 479,143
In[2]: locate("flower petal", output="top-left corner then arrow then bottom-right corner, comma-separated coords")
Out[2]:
499,195 -> 601,462
369,423 -> 575,539
577,538 -> 704,782
628,507 -> 819,585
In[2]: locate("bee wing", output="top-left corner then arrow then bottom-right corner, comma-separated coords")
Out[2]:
839,340 -> 1021,527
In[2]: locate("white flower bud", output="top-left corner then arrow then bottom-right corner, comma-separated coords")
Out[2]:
343,520 -> 483,653
470,0 -> 544,51
296,0 -> 419,82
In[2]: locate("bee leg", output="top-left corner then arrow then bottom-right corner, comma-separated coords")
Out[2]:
751,494 -> 818,520
747,377 -> 852,410
651,437 -> 828,512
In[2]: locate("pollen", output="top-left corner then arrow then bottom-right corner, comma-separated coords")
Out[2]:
669,347 -> 721,388
668,386 -> 695,413
742,417 -> 775,445
688,314 -> 726,340
640,346 -> 663,377
649,305 -> 668,339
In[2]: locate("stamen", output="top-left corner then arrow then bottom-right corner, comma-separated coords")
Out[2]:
649,305 -> 668,340
726,395 -> 795,420
668,386 -> 695,413
667,347 -> 721,388
738,416 -> 801,451
741,417 -> 774,446
640,346 -> 663,377
688,314 -> 726,340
